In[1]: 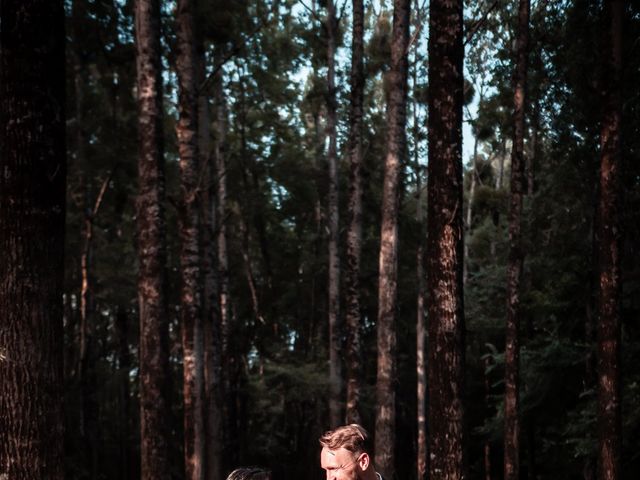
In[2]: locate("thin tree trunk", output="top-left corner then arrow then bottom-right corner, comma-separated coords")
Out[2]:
199,47 -> 224,480
426,0 -> 466,479
504,1 -> 530,478
344,0 -> 365,426
213,48 -> 232,472
596,1 -> 622,479
80,172 -> 111,480
526,101 -> 539,196
464,135 -> 479,285
375,1 -> 410,478
411,4 -> 428,476
0,2 -> 66,478
135,1 -> 173,478
325,0 -> 343,428
176,1 -> 205,478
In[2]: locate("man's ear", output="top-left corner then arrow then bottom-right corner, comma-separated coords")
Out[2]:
358,452 -> 370,471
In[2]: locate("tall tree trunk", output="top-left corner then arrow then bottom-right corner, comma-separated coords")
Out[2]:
344,0 -> 365,426
199,48 -> 224,480
80,172 -> 111,480
325,0 -> 343,428
375,1 -> 410,478
213,48 -> 232,472
176,1 -> 205,478
596,1 -> 622,479
504,1 -> 530,478
411,6 -> 428,477
0,2 -> 66,478
134,1 -> 173,478
426,0 -> 466,479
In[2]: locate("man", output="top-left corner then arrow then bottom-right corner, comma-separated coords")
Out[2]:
319,424 -> 383,480
225,467 -> 271,480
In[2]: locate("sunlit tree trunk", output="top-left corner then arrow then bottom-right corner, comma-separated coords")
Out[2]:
0,2 -> 66,478
426,0 -> 466,478
375,1 -> 410,477
135,1 -> 173,478
344,0 -> 365,426
596,1 -> 622,479
504,1 -> 530,478
176,0 -> 205,478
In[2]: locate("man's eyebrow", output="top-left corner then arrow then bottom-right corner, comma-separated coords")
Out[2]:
327,450 -> 336,457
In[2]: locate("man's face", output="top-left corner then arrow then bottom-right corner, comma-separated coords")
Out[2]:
320,447 -> 362,480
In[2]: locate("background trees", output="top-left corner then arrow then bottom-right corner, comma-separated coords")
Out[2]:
2,0 -> 639,479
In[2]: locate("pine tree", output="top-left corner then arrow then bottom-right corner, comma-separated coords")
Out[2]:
345,0 -> 365,426
134,1 -> 172,478
0,1 -> 66,478
426,0 -> 466,478
175,0 -> 205,477
504,0 -> 530,478
596,0 -> 622,479
375,0 -> 410,477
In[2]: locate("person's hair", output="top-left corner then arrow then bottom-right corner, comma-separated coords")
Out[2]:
225,467 -> 271,480
319,424 -> 372,454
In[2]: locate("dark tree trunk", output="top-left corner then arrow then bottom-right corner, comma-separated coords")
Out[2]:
596,1 -> 622,479
375,1 -> 410,478
426,0 -> 466,479
176,1 -> 205,478
212,48 -> 233,472
0,1 -> 66,478
198,48 -> 224,480
504,1 -> 530,478
134,1 -> 173,478
344,0 -> 365,426
325,0 -> 343,429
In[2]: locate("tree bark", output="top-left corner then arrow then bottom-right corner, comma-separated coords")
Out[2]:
325,0 -> 343,429
176,1 -> 205,478
504,1 -> 530,478
213,48 -> 233,472
596,1 -> 622,479
344,0 -> 365,426
134,1 -> 173,478
426,0 -> 466,479
0,2 -> 66,478
375,1 -> 410,478
198,47 -> 224,480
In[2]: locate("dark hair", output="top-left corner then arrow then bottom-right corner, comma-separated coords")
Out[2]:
226,467 -> 271,480
319,424 -> 372,454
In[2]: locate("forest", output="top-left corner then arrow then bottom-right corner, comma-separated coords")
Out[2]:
1,0 -> 639,479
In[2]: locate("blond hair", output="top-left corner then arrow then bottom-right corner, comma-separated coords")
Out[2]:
319,424 -> 371,454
